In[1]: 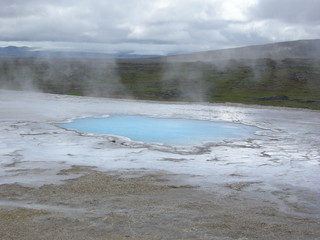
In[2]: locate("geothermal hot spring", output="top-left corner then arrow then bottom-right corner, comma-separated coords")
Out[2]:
1,90 -> 320,222
56,115 -> 259,145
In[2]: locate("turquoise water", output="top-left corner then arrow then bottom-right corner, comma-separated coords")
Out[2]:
57,115 -> 258,145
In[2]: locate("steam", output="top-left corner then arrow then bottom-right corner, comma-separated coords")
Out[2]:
81,59 -> 129,98
0,59 -> 39,92
161,59 -> 207,102
0,57 -> 131,99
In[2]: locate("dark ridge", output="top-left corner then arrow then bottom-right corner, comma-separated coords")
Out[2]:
160,39 -> 320,62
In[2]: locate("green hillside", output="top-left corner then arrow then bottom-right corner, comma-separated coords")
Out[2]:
1,40 -> 320,109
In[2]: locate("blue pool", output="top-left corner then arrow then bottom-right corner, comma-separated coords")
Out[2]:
57,115 -> 258,145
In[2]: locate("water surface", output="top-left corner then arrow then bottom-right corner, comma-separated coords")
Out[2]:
57,115 -> 258,145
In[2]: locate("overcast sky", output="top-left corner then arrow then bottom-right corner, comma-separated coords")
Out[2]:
0,0 -> 319,55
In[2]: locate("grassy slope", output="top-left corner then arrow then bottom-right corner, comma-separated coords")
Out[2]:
117,58 -> 320,109
0,57 -> 319,110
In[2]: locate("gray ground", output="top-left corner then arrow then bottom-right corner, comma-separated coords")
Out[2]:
1,166 -> 320,240
0,90 -> 320,239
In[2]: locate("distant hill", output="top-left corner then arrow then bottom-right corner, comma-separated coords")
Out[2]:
163,39 -> 320,62
2,39 -> 319,61
0,46 -> 159,59
1,39 -> 320,109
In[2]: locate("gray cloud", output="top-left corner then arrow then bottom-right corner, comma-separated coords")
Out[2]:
0,0 -> 319,55
251,0 -> 320,24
